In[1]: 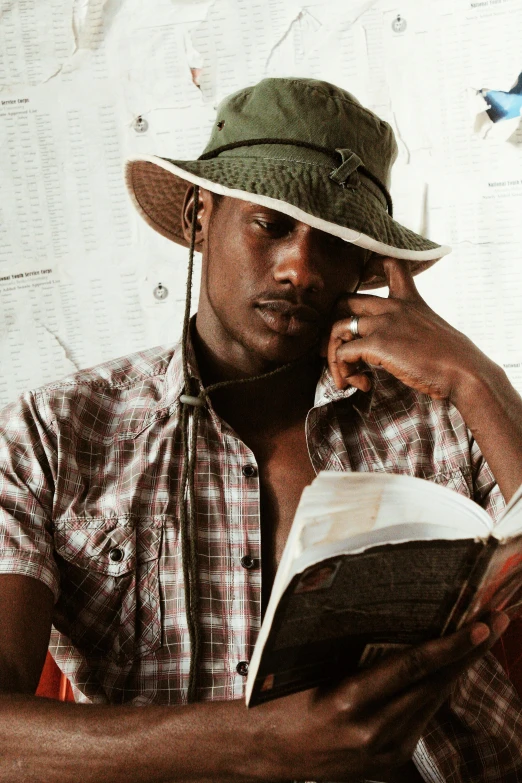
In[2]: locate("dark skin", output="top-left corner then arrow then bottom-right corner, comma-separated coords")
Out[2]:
0,187 -> 521,782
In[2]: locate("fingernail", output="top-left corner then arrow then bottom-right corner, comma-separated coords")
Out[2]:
491,612 -> 510,637
471,623 -> 491,646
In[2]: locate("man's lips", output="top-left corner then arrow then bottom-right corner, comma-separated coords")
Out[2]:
255,300 -> 321,337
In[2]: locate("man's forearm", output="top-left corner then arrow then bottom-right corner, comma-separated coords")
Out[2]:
452,358 -> 522,503
0,621 -> 508,783
0,694 -> 257,783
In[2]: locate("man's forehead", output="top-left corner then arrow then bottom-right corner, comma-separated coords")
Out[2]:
231,197 -> 366,250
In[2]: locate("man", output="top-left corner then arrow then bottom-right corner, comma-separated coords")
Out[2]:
0,78 -> 521,782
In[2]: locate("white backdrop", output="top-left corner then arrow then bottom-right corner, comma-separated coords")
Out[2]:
0,0 -> 521,404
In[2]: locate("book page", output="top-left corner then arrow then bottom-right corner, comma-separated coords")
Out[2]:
246,470 -> 494,705
295,472 -> 492,554
261,471 -> 492,644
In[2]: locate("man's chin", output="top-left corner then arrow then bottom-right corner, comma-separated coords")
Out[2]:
252,331 -> 321,369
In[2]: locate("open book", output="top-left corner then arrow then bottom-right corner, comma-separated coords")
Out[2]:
246,472 -> 522,707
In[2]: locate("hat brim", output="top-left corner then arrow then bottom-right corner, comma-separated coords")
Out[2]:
125,154 -> 450,290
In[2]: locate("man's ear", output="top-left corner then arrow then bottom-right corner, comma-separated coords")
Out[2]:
181,186 -> 211,249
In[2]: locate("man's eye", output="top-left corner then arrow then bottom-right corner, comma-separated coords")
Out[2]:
255,219 -> 289,234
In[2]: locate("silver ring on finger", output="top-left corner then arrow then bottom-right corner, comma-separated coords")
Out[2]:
349,315 -> 360,338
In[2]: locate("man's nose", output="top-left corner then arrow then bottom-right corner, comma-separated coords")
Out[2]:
272,226 -> 324,292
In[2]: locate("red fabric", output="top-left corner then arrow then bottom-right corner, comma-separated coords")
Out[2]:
36,652 -> 74,702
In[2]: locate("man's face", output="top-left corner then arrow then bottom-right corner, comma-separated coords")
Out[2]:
188,191 -> 366,372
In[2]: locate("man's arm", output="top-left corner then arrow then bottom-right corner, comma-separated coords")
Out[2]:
326,257 -> 522,502
0,576 -> 53,693
0,573 -> 508,783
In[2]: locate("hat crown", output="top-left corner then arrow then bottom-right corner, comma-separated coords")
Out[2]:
203,78 -> 398,188
125,76 -> 447,288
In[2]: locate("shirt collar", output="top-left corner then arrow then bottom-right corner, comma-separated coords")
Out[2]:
314,363 -> 374,414
162,326 -> 374,415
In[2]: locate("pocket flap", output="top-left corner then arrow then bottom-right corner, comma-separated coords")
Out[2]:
54,519 -> 162,577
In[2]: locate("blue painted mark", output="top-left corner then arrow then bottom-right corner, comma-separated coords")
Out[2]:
480,71 -> 522,123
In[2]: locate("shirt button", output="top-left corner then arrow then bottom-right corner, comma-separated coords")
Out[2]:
236,660 -> 249,676
109,547 -> 124,563
240,554 -> 256,570
242,464 -> 257,478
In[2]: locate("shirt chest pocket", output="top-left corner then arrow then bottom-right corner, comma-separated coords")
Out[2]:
53,519 -> 163,664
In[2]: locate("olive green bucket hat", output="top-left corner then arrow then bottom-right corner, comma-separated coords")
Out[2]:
125,77 -> 450,289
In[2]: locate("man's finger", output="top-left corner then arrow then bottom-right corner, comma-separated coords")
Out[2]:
334,294 -> 393,319
384,258 -> 424,302
363,663 -> 458,756
348,614 -> 509,767
327,333 -> 343,388
330,338 -> 379,385
339,621 -> 492,706
370,618 -> 507,758
327,324 -> 373,389
344,373 -> 372,393
328,346 -> 366,390
330,314 -> 383,343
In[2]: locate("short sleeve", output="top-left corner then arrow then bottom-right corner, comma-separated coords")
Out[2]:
0,391 -> 59,600
470,436 -> 506,525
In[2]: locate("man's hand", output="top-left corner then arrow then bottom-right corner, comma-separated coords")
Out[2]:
324,257 -> 491,402
0,574 -> 508,783
247,614 -> 508,783
323,256 -> 522,502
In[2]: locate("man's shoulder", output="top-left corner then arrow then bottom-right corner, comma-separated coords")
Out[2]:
0,344 -> 180,442
35,344 -> 176,398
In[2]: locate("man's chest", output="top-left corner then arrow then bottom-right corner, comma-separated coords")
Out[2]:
48,396 -> 477,705
240,421 -> 317,608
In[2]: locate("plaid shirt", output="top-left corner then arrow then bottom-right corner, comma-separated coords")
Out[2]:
0,335 -> 521,782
